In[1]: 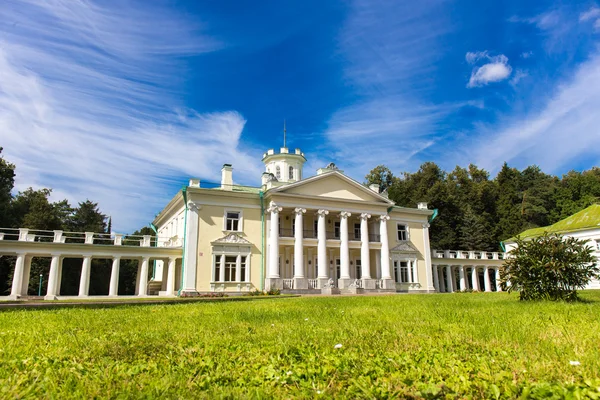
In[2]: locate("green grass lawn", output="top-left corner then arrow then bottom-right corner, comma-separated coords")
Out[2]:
1,292 -> 600,399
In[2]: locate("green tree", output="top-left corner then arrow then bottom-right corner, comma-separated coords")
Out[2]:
364,165 -> 394,193
0,148 -> 15,227
503,233 -> 599,301
459,206 -> 493,251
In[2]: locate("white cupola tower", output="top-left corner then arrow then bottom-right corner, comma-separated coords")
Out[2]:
261,122 -> 306,186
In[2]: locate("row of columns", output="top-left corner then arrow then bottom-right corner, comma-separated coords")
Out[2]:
433,265 -> 502,292
266,202 -> 393,287
7,253 -> 179,299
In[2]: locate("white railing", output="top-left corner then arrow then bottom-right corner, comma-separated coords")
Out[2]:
432,249 -> 505,260
308,279 -> 318,289
0,227 -> 181,248
283,279 -> 294,290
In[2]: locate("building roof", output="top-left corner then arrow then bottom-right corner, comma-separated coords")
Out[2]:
511,204 -> 600,241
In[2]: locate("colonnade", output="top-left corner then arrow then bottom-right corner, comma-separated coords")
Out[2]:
265,201 -> 395,290
432,264 -> 503,292
6,253 -> 180,300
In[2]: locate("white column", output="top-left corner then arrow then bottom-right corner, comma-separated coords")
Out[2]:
339,211 -> 351,279
421,222 -> 434,292
109,257 -> 120,296
495,268 -> 502,292
219,254 -> 225,282
360,213 -> 371,279
375,250 -> 381,279
235,254 -> 242,282
267,202 -> 282,279
445,265 -> 454,292
138,256 -> 150,296
459,266 -> 466,291
78,255 -> 92,297
294,208 -> 306,278
317,209 -> 329,279
432,262 -> 440,291
182,201 -> 201,294
20,255 -> 33,295
45,255 -> 61,299
471,267 -> 480,291
166,257 -> 176,296
484,266 -> 492,292
379,215 -> 392,280
407,261 -> 414,282
10,253 -> 26,298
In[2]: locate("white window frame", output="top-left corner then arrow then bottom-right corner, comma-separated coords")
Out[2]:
223,209 -> 243,232
397,223 -> 409,241
211,250 -> 252,283
289,165 -> 294,180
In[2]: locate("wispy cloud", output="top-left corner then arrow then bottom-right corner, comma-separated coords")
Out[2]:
579,6 -> 600,22
472,50 -> 600,173
521,51 -> 534,59
323,0 -> 453,177
0,0 -> 261,231
510,69 -> 528,86
466,53 -> 512,88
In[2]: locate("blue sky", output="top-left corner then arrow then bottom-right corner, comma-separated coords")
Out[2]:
1,0 -> 599,232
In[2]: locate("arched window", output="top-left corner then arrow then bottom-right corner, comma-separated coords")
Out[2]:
289,166 -> 294,180
275,166 -> 281,179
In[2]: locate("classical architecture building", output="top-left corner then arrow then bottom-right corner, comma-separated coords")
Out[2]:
0,145 -> 506,299
504,204 -> 600,290
151,146 -> 504,295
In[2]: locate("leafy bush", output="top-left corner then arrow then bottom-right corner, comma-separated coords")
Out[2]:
245,289 -> 266,296
266,288 -> 281,296
503,233 -> 599,301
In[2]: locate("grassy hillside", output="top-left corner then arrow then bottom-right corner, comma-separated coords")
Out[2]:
1,293 -> 600,398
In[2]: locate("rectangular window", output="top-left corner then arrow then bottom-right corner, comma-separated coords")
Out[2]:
397,224 -> 408,241
335,259 -> 341,279
225,256 -> 236,281
400,261 -> 409,282
334,222 -> 341,239
356,259 -> 362,279
214,256 -> 220,281
314,220 -> 318,237
226,212 -> 240,231
393,260 -> 399,282
354,223 -> 361,240
292,219 -> 295,235
240,256 -> 247,281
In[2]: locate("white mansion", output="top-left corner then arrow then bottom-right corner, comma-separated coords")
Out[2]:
1,145 -> 506,299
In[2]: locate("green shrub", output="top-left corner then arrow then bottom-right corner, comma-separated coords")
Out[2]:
266,288 -> 281,296
503,233 -> 599,301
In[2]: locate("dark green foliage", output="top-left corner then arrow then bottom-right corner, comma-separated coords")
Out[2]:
503,233 -> 599,301
0,149 -> 144,296
365,162 -> 600,251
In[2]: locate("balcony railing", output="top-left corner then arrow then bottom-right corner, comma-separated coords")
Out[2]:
431,249 -> 505,260
279,229 -> 379,242
279,228 -> 294,238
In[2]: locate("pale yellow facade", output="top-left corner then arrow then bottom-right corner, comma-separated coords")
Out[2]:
152,147 -> 438,294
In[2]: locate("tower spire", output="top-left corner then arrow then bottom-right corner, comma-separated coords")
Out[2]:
283,119 -> 287,148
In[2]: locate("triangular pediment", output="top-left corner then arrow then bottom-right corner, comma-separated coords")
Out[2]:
391,241 -> 419,253
271,172 -> 394,204
212,233 -> 252,245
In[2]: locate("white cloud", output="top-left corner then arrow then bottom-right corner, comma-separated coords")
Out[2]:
322,0 -> 453,177
466,51 -> 489,64
521,51 -> 534,59
510,69 -> 528,86
472,51 -> 600,173
579,7 -> 600,21
0,1 -> 261,232
595,19 -> 600,31
467,54 -> 512,88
